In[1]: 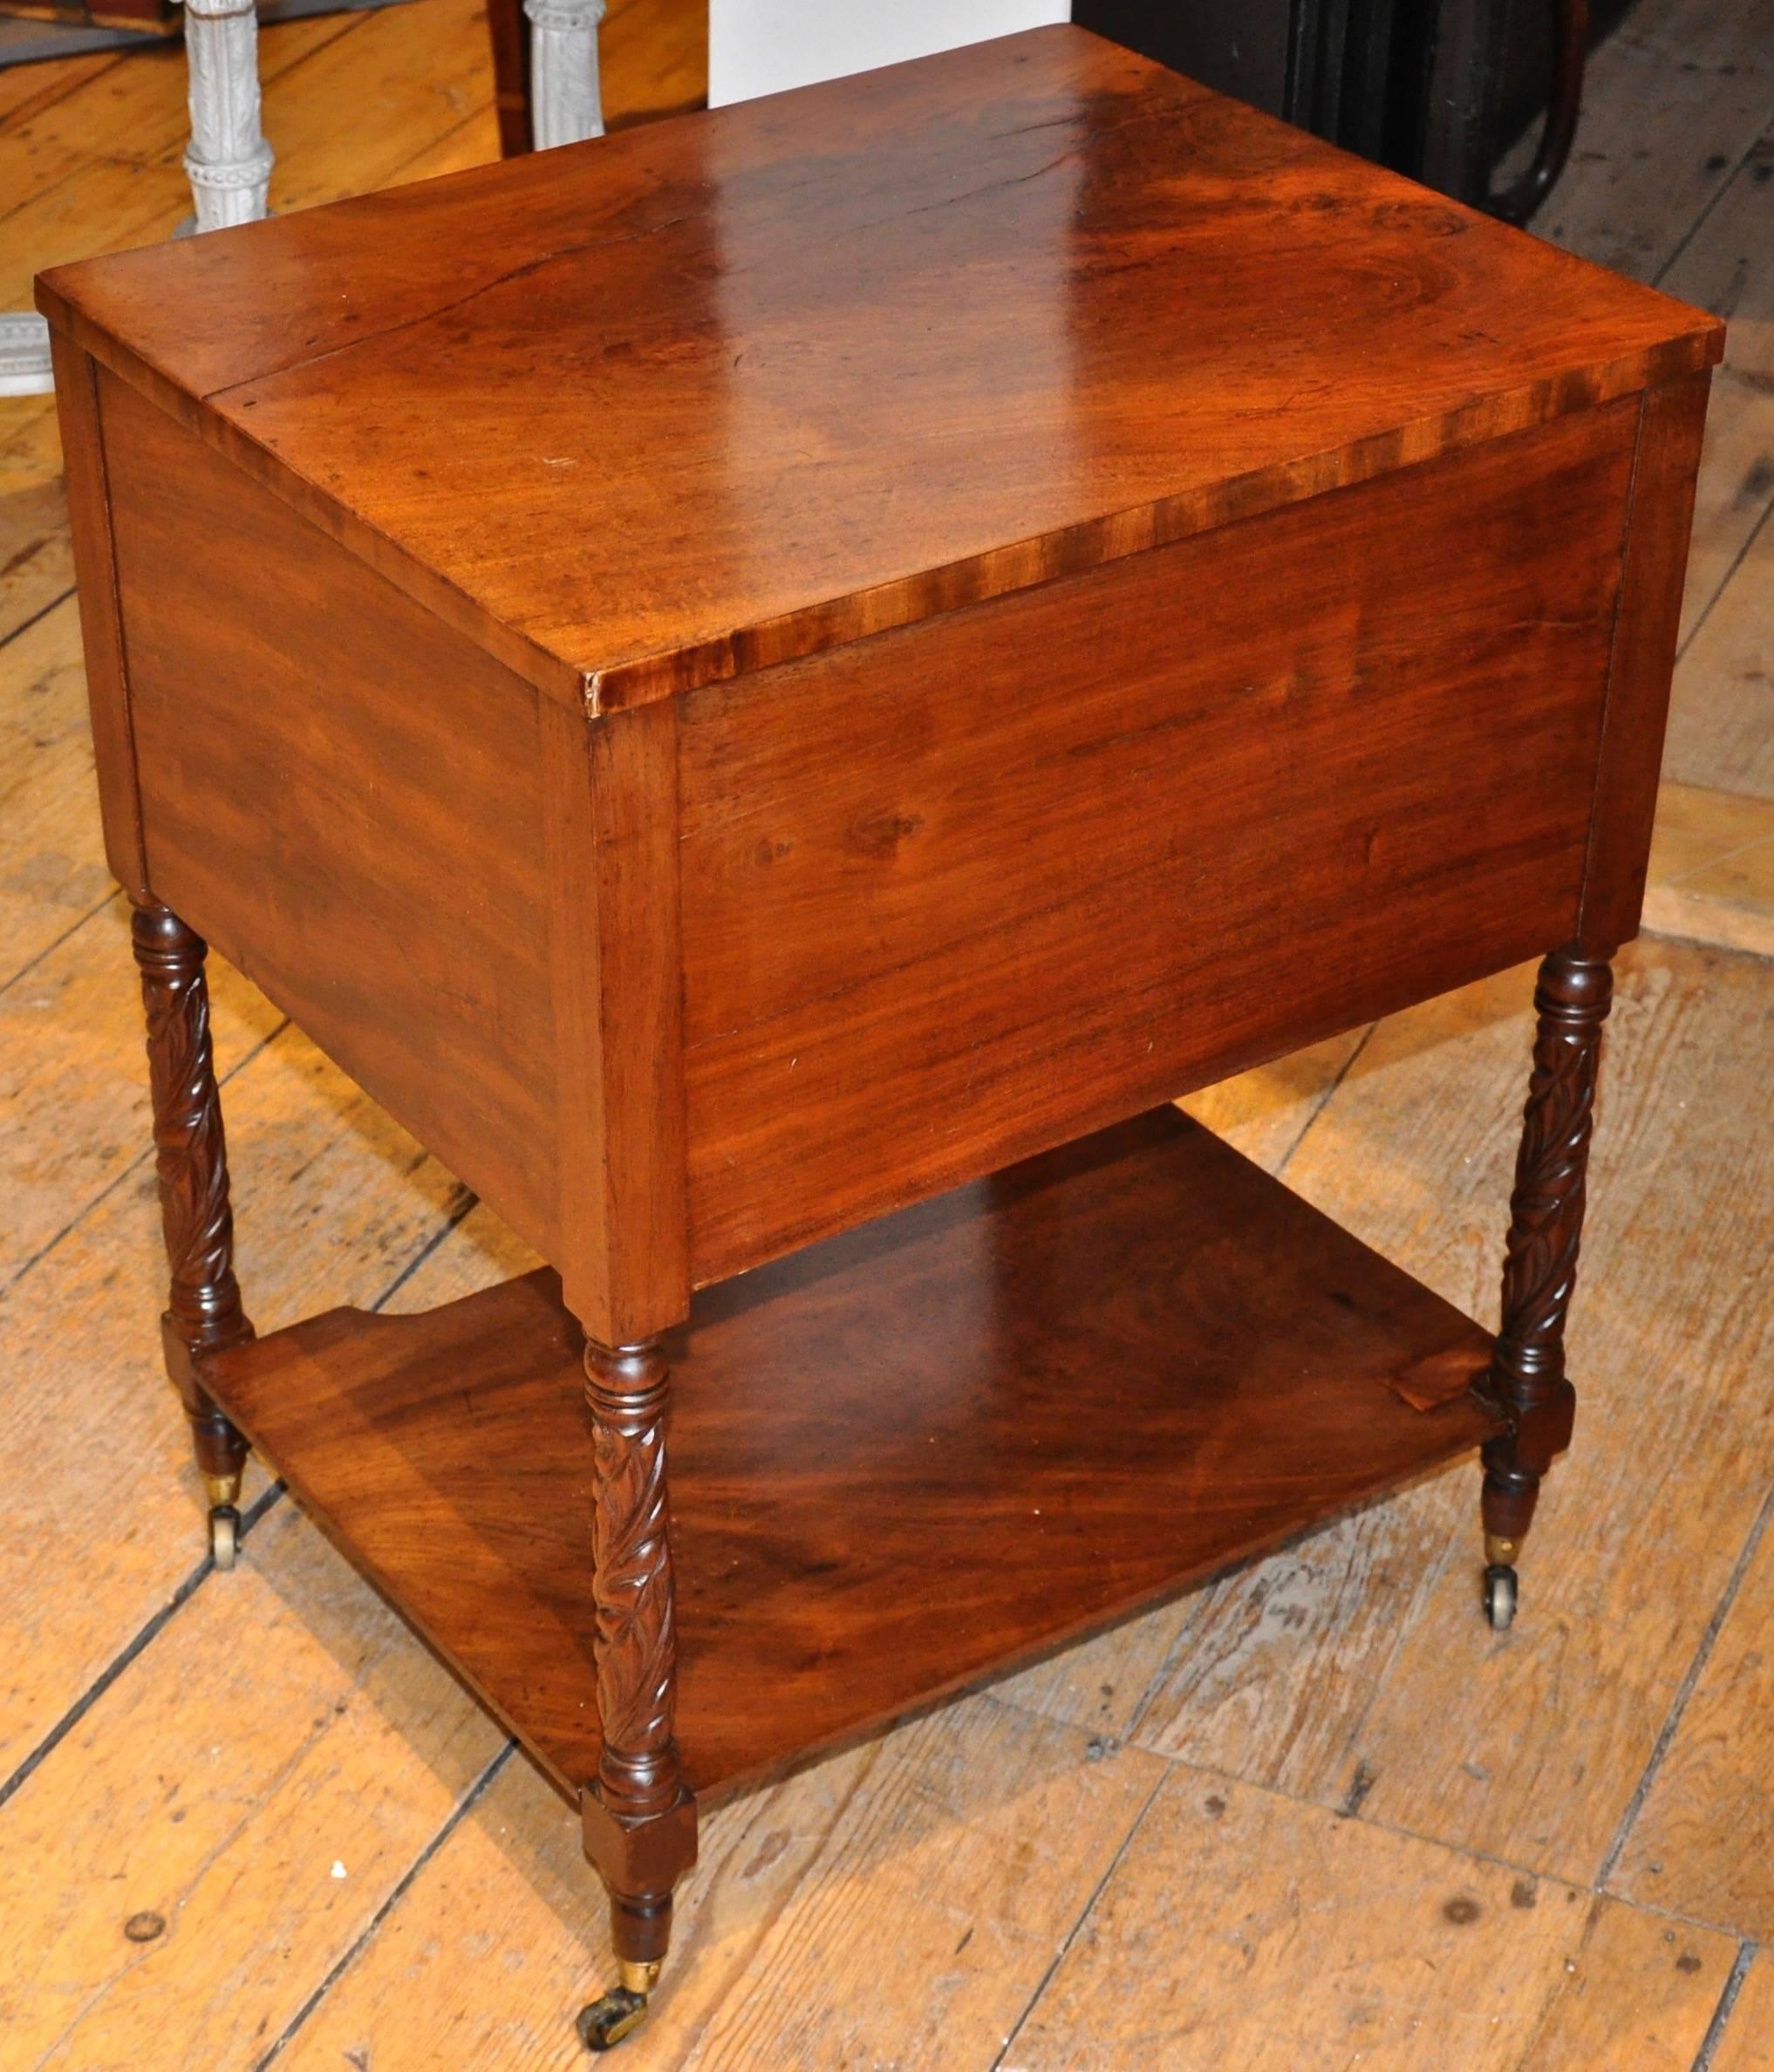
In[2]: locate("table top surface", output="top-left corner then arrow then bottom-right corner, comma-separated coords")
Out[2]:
41,25 -> 1722,711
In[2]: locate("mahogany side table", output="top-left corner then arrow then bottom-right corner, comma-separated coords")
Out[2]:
38,27 -> 1721,2049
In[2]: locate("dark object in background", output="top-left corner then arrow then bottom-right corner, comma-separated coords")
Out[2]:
1074,0 -> 1631,219
488,0 -> 531,156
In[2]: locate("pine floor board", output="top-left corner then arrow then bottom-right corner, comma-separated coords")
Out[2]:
1611,1496 -> 1774,1935
1708,1953 -> 1774,2072
1282,943 -> 1774,1886
1003,1771 -> 1737,2071
0,1500 -> 502,2071
1519,0 -> 1774,283
0,595 -> 104,978
0,992 -> 472,1787
266,1700 -> 1160,2072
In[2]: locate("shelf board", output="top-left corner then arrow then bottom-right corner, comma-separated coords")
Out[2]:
203,1107 -> 1502,1808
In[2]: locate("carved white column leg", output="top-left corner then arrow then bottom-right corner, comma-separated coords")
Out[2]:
182,0 -> 275,232
526,0 -> 607,150
0,313 -> 55,399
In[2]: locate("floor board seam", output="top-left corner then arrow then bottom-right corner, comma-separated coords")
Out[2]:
1693,1939 -> 1757,2072
985,1764 -> 1170,2072
1273,1021 -> 1377,1182
0,1547 -> 212,1816
0,51 -> 130,146
1675,488 -> 1773,669
1651,113 -> 1774,294
249,1737 -> 518,2071
0,1012 -> 288,1299
0,882 -> 119,1002
0,1134 -> 474,1820
1598,1470 -> 1774,1891
0,579 -> 73,655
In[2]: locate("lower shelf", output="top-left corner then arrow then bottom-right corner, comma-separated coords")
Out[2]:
203,1106 -> 1502,1808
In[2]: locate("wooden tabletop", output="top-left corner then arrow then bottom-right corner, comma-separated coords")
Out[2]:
39,26 -> 1722,712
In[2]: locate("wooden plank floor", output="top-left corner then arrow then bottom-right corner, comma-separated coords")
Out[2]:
2,2 -> 1772,2064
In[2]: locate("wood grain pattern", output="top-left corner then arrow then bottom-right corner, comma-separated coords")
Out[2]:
270,1697 -> 1163,2072
36,29 -> 1720,712
130,902 -> 253,1484
6,4 -> 1771,2060
1277,941 -> 1774,1886
45,332 -> 145,900
1006,1773 -> 1681,2072
541,698 -> 688,1345
0,1501 -> 502,2069
0,593 -> 110,978
1508,0 -> 1774,285
201,1107 -> 1498,1807
95,368 -> 561,1263
1708,1955 -> 1774,2072
681,407 -> 1636,1279
1611,1505 -> 1774,1936
1477,948 -> 1613,1553
1663,486 -> 1774,802
1579,371 -> 1712,951
0,971 -> 467,1789
0,471 -> 72,647
1513,1898 -> 1737,2072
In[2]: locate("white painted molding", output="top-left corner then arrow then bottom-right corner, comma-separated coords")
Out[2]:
182,0 -> 275,230
0,311 -> 55,398
526,0 -> 606,149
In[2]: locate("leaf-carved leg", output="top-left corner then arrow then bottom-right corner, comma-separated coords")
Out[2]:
132,903 -> 255,1567
1477,944 -> 1614,1628
577,1337 -> 697,2052
181,0 -> 274,233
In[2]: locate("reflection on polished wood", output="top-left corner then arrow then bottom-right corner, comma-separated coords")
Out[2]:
201,1108 -> 1499,1804
38,27 -> 1719,711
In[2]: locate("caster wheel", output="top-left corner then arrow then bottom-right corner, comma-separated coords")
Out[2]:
577,1987 -> 650,2052
209,1505 -> 240,1571
1484,1563 -> 1518,1632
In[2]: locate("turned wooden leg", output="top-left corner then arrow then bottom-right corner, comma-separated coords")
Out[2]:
524,0 -> 606,151
577,1337 -> 698,2052
132,903 -> 255,1569
1477,944 -> 1614,1629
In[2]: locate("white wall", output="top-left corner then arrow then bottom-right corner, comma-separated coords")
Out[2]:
709,0 -> 1072,107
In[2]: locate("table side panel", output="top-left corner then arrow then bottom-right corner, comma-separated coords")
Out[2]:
1580,370 -> 1714,951
679,403 -> 1641,1283
47,337 -> 150,902
97,371 -> 563,1260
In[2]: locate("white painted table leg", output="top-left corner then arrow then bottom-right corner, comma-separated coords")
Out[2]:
3,0 -> 271,403
0,313 -> 54,398
526,0 -> 607,149
182,0 -> 275,231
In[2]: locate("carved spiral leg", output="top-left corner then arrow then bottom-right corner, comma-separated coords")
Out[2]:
132,904 -> 255,1567
577,1338 -> 697,2052
1478,945 -> 1614,1628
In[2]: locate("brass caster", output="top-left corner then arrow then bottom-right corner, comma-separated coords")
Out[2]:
209,1505 -> 240,1571
577,1962 -> 660,2053
1484,1563 -> 1518,1632
577,1988 -> 648,2052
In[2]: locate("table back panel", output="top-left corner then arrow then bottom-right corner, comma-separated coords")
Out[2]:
678,399 -> 1640,1281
